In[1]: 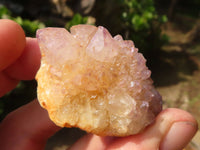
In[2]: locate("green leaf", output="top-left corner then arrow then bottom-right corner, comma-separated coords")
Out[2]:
144,11 -> 153,20
65,13 -> 89,30
13,16 -> 23,25
161,15 -> 168,23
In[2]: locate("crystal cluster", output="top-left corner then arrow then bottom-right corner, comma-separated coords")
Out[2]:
36,25 -> 162,136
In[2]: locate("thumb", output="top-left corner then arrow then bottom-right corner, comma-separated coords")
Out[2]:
107,108 -> 198,150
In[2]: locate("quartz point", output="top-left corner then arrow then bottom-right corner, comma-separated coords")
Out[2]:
36,25 -> 162,136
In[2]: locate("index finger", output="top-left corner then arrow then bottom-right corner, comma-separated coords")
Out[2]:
0,19 -> 26,71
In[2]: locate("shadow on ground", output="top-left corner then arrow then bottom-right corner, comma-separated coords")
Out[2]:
149,49 -> 198,87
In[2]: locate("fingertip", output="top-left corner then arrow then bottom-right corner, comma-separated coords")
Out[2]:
158,108 -> 198,150
0,19 -> 26,71
142,108 -> 198,139
145,108 -> 198,150
160,121 -> 198,150
4,37 -> 41,80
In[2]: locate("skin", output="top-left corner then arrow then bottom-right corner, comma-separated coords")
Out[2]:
0,19 -> 198,150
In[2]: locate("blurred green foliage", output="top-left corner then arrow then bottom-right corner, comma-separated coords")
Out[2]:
0,5 -> 45,37
118,0 -> 168,57
0,5 -> 11,18
120,0 -> 166,31
13,17 -> 45,37
65,13 -> 89,30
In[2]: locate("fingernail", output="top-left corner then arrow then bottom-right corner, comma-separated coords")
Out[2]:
160,121 -> 197,150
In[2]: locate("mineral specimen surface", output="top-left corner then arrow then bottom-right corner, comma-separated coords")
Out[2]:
36,25 -> 162,136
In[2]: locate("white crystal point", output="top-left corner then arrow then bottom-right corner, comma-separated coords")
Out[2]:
86,26 -> 119,62
70,24 -> 97,46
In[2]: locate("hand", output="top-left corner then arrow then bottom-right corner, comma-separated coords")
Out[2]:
0,19 -> 198,150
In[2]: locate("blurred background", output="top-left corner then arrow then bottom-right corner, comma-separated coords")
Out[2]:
0,0 -> 200,149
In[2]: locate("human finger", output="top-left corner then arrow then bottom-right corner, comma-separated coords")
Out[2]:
4,37 -> 41,80
0,19 -> 25,96
0,37 -> 41,97
0,72 -> 19,97
0,19 -> 25,71
0,99 -> 60,150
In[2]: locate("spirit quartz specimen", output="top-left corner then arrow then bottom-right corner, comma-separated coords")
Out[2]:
36,25 -> 162,136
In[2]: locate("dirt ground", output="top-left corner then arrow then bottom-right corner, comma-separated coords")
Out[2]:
45,20 -> 200,150
157,20 -> 200,150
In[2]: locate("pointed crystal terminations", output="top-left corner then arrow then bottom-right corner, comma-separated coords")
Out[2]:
36,25 -> 162,137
